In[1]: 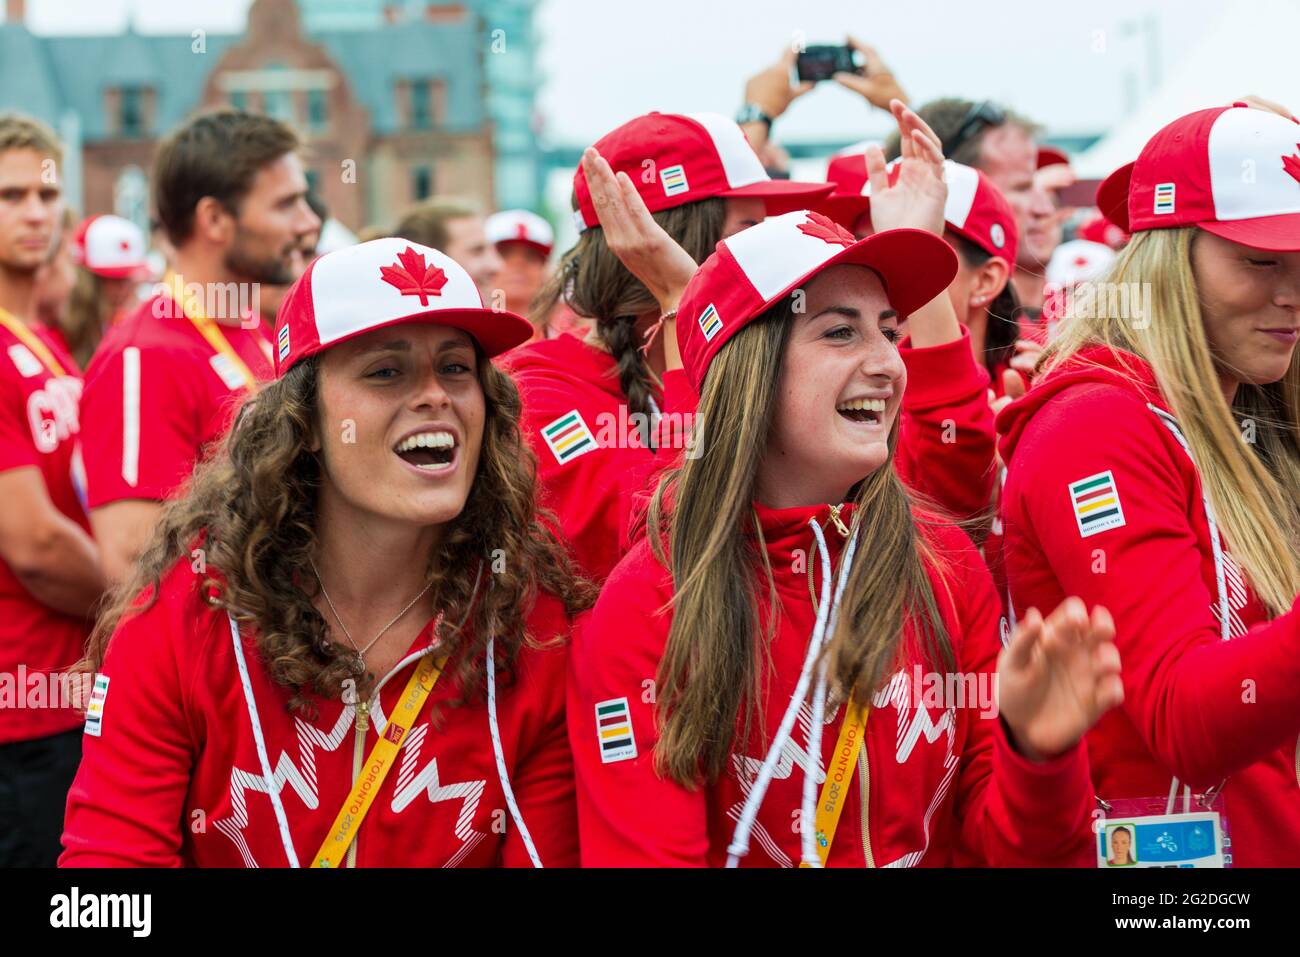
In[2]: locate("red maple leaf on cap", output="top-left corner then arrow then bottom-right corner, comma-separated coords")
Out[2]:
380,246 -> 448,306
797,211 -> 856,247
1283,148 -> 1300,185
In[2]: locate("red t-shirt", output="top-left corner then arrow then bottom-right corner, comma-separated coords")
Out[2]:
0,321 -> 89,743
80,292 -> 273,508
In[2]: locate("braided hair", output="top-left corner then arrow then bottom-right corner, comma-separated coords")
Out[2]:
532,195 -> 726,420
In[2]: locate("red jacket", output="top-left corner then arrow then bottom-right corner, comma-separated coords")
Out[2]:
568,501 -> 1094,867
894,328 -> 996,520
505,330 -> 995,582
997,344 -> 1300,867
60,558 -> 578,868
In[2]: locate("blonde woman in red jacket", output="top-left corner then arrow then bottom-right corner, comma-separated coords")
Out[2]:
998,103 -> 1300,866
60,239 -> 593,868
568,201 -> 1124,867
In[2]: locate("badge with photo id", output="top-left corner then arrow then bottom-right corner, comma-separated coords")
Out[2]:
1096,792 -> 1230,868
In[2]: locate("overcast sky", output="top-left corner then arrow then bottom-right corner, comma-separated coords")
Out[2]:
17,0 -> 1241,144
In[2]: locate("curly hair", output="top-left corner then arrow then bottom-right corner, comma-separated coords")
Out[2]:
82,346 -> 597,713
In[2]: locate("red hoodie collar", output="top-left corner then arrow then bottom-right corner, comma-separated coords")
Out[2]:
996,344 -> 1167,465
752,500 -> 858,598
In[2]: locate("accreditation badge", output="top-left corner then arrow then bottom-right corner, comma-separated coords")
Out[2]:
1096,793 -> 1230,868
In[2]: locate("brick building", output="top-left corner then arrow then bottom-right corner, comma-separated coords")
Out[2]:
0,0 -> 534,232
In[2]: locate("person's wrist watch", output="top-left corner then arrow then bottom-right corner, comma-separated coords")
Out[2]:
735,103 -> 773,131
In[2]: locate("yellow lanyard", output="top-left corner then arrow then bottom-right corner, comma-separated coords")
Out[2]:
163,272 -> 260,390
0,307 -> 67,377
800,696 -> 870,868
311,652 -> 445,868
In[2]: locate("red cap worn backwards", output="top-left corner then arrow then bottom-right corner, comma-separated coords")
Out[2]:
676,210 -> 958,393
1097,104 -> 1300,250
572,112 -> 834,231
274,238 -> 533,376
817,154 -> 1019,267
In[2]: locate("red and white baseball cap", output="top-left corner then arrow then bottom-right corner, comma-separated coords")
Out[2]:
274,238 -> 532,376
572,112 -> 834,231
71,214 -> 149,279
485,209 -> 554,257
676,210 -> 958,392
1098,104 -> 1300,250
1046,238 -> 1117,286
817,155 -> 1019,267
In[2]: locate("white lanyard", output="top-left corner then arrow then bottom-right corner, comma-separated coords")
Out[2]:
1145,403 -> 1231,643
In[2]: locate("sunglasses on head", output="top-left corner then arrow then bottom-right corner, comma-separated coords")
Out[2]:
941,100 -> 1006,159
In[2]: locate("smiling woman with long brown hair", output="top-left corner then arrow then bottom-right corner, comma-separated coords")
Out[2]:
567,196 -> 1125,864
60,238 -> 593,868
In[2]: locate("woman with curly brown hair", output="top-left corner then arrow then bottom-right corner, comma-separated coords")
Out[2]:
59,239 -> 594,868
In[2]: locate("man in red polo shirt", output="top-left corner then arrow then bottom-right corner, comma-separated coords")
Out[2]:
81,110 -> 319,584
0,114 -> 105,867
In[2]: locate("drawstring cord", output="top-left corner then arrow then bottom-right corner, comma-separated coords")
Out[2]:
726,511 -> 858,868
228,610 -> 301,868
802,523 -> 860,867
486,633 -> 543,867
227,562 -> 547,868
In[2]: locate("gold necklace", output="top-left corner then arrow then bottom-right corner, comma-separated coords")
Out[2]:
309,558 -> 433,668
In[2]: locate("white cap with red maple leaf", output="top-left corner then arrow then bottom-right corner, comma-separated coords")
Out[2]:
676,210 -> 958,392
1098,104 -> 1300,250
72,214 -> 149,280
274,238 -> 533,376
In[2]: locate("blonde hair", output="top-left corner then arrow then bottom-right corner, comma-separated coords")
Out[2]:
1042,227 -> 1300,614
0,113 -> 63,165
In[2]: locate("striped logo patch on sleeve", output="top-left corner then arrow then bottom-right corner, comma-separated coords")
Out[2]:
84,674 -> 110,737
1068,470 -> 1126,538
594,696 -> 637,764
541,409 -> 597,465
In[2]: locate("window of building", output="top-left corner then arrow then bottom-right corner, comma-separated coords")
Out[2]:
410,80 -> 433,130
264,89 -> 293,123
412,165 -> 433,201
119,87 -> 146,138
307,89 -> 329,131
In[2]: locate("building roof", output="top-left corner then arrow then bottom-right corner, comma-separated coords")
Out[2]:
317,20 -> 485,134
0,10 -> 485,141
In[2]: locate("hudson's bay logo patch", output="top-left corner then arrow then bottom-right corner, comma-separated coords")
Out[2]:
541,410 -> 596,465
1068,470 -> 1126,538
